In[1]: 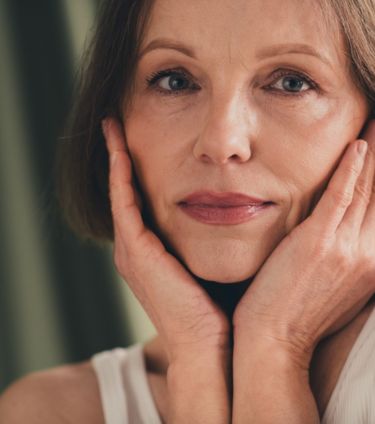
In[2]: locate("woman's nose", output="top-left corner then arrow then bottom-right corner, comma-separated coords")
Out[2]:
193,95 -> 253,165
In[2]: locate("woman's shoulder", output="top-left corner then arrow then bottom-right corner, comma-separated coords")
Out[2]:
0,359 -> 103,424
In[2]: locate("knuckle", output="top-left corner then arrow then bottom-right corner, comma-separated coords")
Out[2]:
311,243 -> 329,259
109,187 -> 134,218
346,162 -> 361,178
312,234 -> 354,268
309,233 -> 334,258
329,186 -> 353,207
354,183 -> 370,204
359,248 -> 375,271
334,242 -> 355,267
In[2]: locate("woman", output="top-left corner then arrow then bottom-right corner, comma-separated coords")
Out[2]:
1,0 -> 375,422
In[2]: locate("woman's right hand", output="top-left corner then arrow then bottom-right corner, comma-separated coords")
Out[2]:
102,117 -> 231,423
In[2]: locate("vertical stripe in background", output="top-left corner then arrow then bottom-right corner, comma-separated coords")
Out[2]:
0,0 -> 66,389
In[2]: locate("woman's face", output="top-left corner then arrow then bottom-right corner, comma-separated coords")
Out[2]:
123,0 -> 370,283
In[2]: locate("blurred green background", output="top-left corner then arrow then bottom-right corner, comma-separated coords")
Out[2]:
0,0 -> 156,392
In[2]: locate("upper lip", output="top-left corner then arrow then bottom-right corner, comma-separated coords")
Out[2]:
179,191 -> 273,207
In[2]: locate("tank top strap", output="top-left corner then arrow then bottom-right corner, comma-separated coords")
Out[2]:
91,343 -> 162,424
124,343 -> 162,424
91,348 -> 130,424
321,304 -> 375,423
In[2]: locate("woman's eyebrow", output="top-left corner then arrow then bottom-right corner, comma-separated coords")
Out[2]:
139,38 -> 196,59
256,43 -> 332,67
139,37 -> 332,68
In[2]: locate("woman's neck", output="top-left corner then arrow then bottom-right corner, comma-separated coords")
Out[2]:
196,277 -> 253,322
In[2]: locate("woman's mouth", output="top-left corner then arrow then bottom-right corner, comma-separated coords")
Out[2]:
178,191 -> 275,225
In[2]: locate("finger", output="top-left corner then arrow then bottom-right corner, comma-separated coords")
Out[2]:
359,120 -> 375,234
102,117 -> 145,244
103,119 -> 225,347
102,117 -> 129,154
103,118 -> 143,210
102,121 -> 228,352
309,139 -> 367,236
339,134 -> 374,235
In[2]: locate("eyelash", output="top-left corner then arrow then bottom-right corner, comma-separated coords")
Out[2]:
145,67 -> 320,99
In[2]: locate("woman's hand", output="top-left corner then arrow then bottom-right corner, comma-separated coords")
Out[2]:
233,120 -> 375,364
102,117 -> 231,424
231,121 -> 375,423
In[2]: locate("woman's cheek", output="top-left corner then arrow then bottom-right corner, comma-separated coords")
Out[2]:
131,108 -> 205,173
260,91 -> 333,128
255,96 -> 349,227
124,97 -> 197,206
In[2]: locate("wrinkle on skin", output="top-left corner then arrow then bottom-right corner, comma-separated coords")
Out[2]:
124,0 -> 370,283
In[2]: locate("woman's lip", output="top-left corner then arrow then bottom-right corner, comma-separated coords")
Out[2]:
178,191 -> 275,224
178,203 -> 275,225
179,191 -> 272,207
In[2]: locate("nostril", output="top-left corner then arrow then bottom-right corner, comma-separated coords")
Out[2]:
198,153 -> 213,164
193,137 -> 252,164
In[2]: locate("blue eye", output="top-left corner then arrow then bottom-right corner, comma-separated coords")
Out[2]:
146,68 -> 198,96
146,67 -> 319,98
267,71 -> 318,96
282,76 -> 306,91
160,74 -> 189,91
273,75 -> 310,92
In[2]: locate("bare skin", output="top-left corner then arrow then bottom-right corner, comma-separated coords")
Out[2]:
1,118 -> 374,423
1,0 -> 375,422
143,299 -> 375,422
0,302 -> 373,423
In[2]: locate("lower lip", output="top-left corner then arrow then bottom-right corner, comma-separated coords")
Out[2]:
178,203 -> 274,225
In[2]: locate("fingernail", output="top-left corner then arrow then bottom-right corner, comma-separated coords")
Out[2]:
358,140 -> 368,156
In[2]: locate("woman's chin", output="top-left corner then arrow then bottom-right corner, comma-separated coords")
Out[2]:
165,238 -> 271,284
160,228 -> 277,283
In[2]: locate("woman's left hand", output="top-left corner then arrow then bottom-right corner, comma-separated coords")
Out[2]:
233,120 -> 375,369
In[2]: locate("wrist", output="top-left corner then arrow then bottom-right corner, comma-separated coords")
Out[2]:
233,322 -> 313,372
167,346 -> 231,382
233,329 -> 311,389
167,334 -> 232,363
232,334 -> 319,424
167,349 -> 232,424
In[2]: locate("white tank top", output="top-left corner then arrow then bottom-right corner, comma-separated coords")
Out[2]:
92,306 -> 375,424
91,343 -> 162,424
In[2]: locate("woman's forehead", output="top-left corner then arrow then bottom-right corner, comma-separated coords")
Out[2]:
141,0 -> 345,70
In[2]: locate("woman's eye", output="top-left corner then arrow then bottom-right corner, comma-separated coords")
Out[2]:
146,68 -> 198,96
159,74 -> 189,91
268,74 -> 315,95
146,68 -> 318,98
